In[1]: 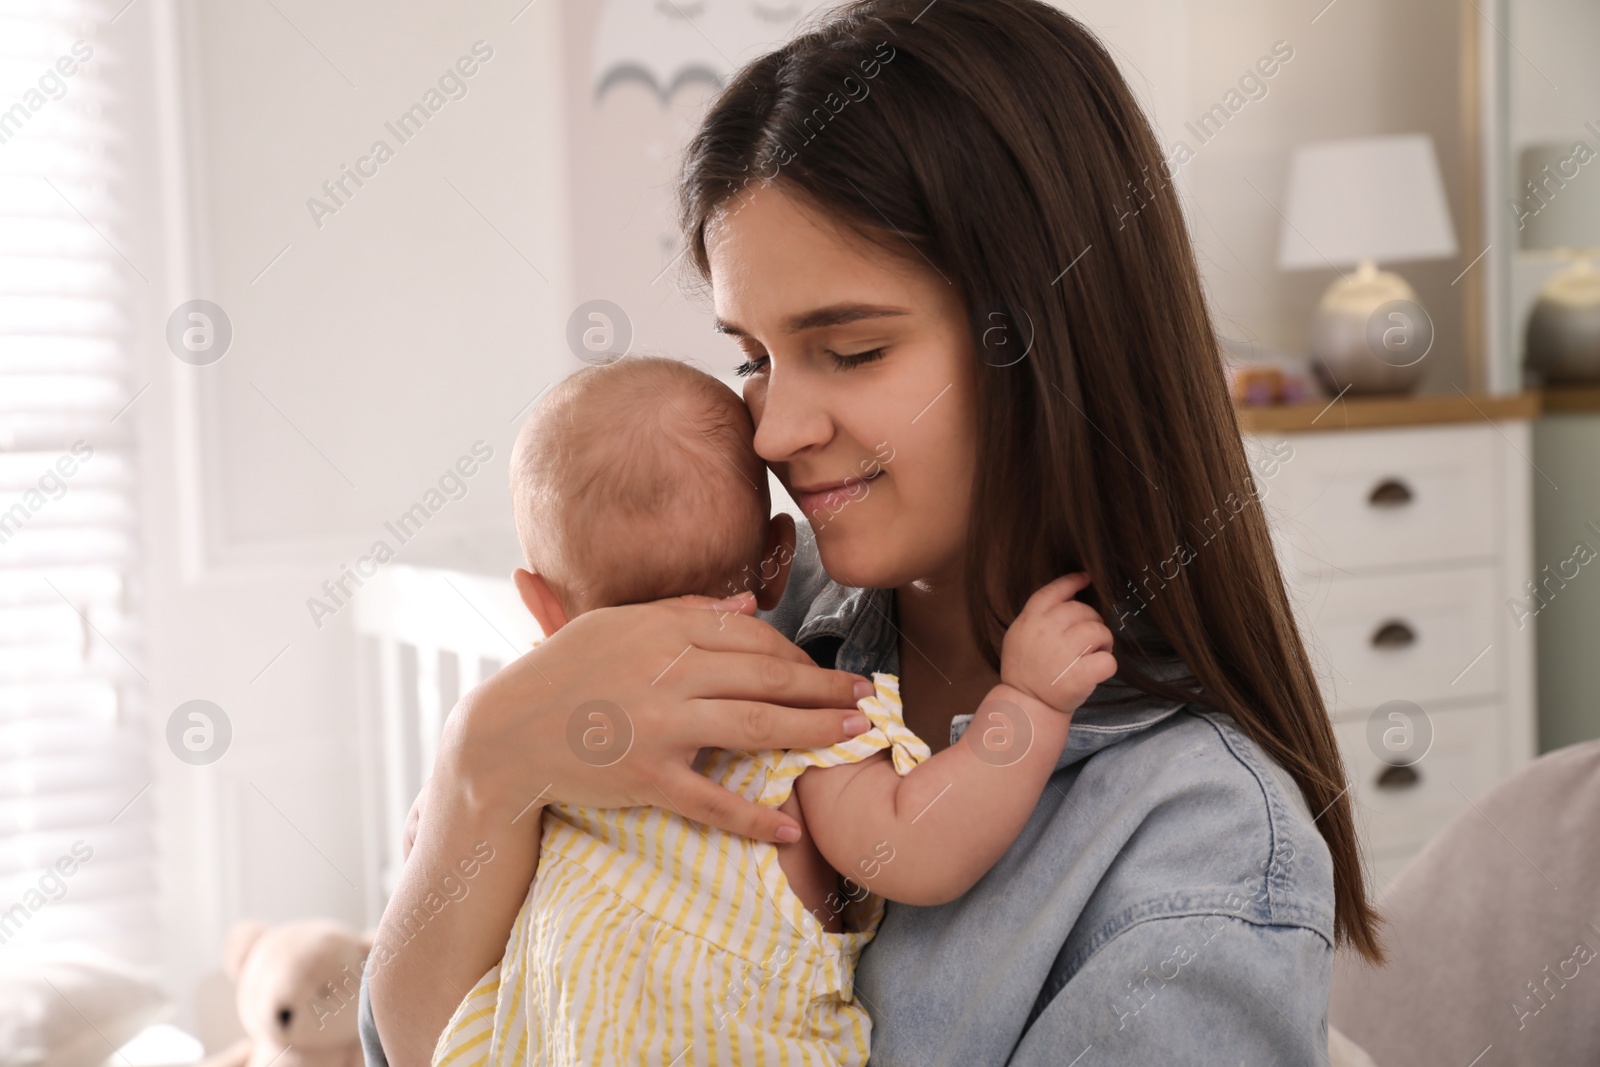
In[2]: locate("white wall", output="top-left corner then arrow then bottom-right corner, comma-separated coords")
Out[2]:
565,0 -> 1478,397
135,0 -> 568,1024
1165,0 -> 1473,393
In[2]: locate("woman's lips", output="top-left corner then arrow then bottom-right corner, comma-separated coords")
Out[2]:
792,470 -> 883,517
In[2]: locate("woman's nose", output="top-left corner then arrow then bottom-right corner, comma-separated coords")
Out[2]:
749,368 -> 832,462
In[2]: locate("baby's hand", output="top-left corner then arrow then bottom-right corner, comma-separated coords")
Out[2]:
1000,573 -> 1118,715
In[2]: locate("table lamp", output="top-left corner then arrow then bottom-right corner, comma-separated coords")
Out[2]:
1278,134 -> 1458,395
1518,141 -> 1600,383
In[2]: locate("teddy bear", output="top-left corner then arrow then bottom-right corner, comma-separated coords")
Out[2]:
201,919 -> 372,1067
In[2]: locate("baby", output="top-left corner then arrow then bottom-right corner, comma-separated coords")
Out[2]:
431,356 -> 1115,1065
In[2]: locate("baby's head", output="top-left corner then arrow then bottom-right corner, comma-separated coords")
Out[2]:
509,356 -> 793,631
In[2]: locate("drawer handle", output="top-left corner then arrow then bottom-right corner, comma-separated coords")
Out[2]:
1370,620 -> 1417,649
1368,479 -> 1414,507
1375,764 -> 1421,791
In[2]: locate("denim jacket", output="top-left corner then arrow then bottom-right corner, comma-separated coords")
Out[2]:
761,523 -> 1336,1065
359,523 -> 1335,1065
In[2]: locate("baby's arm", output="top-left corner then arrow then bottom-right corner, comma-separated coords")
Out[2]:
795,574 -> 1115,908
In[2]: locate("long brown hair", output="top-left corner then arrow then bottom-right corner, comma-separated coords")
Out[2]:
677,0 -> 1382,962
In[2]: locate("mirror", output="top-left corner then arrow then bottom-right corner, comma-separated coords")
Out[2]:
1504,0 -> 1600,388
1503,0 -> 1600,752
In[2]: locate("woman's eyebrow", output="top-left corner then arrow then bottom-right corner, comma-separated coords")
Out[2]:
713,303 -> 909,338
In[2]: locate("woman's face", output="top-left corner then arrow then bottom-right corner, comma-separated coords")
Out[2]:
704,184 -> 978,591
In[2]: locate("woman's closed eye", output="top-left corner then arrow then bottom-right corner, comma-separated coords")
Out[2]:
734,347 -> 888,378
828,346 -> 887,371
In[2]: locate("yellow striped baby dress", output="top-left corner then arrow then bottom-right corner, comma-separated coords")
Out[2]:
431,672 -> 929,1067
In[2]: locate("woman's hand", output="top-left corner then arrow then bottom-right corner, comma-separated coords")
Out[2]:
443,589 -> 874,841
369,591 -> 871,1065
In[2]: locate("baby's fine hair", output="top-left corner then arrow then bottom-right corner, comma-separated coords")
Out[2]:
510,356 -> 770,616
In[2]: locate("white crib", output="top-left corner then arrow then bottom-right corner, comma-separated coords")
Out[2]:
354,565 -> 542,925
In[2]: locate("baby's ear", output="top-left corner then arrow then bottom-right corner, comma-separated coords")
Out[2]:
754,513 -> 797,611
513,568 -> 568,637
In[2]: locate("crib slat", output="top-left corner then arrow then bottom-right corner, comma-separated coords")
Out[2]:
416,643 -> 443,776
376,637 -> 408,896
457,651 -> 482,694
357,566 -> 544,912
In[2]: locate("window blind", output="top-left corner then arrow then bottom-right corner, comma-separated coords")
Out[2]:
0,0 -> 156,964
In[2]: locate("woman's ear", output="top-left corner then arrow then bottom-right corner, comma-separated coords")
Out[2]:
513,568 -> 568,636
754,513 -> 797,611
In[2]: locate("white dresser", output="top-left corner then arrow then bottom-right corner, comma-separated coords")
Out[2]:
1245,405 -> 1538,892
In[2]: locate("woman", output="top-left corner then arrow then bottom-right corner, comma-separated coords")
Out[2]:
365,0 -> 1381,1061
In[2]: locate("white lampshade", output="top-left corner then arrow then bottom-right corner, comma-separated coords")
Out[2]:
1277,134 -> 1458,270
1517,142 -> 1600,252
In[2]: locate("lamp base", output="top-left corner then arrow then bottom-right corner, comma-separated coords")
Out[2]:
1308,261 -> 1432,396
1525,260 -> 1600,383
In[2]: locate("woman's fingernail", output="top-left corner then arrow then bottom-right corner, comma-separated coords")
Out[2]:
776,824 -> 801,843
843,713 -> 870,735
853,680 -> 875,700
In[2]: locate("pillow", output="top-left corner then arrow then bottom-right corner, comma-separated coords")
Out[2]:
0,943 -> 169,1067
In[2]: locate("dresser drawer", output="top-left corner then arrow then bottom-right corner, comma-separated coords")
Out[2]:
1256,425 -> 1497,573
1333,702 -> 1500,854
1297,566 -> 1501,715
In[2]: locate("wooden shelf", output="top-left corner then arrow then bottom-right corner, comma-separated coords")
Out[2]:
1235,390 -> 1542,434
1540,384 -> 1600,415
